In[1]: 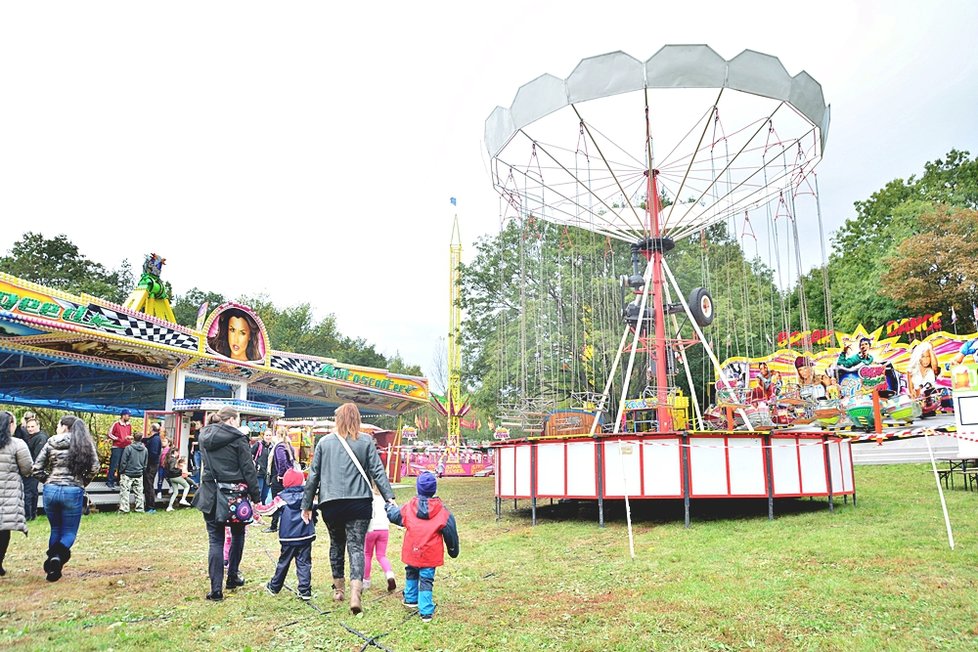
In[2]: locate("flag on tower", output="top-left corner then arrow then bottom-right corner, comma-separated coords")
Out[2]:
195,302 -> 210,331
951,306 -> 958,324
450,197 -> 457,206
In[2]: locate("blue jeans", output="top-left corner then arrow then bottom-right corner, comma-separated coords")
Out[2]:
191,450 -> 201,485
404,566 -> 437,616
43,484 -> 85,550
257,477 -> 271,504
107,448 -> 124,485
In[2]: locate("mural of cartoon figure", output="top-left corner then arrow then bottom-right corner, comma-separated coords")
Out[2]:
795,355 -> 825,401
837,337 -> 874,369
907,340 -> 941,398
207,308 -> 263,362
835,336 -> 901,397
949,337 -> 978,367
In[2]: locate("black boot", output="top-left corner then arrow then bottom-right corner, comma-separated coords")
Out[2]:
44,544 -> 69,582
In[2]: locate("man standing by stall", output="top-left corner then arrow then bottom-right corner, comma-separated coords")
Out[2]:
142,423 -> 163,513
106,409 -> 133,489
23,417 -> 48,520
252,430 -> 273,504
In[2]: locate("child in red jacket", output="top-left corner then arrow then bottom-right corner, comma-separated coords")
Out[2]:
386,471 -> 459,623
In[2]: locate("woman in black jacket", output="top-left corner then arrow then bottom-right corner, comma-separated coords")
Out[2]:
192,406 -> 260,601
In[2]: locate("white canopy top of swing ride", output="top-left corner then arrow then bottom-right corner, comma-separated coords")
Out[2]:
485,45 -> 830,245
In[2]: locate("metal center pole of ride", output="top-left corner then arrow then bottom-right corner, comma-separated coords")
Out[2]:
648,169 -> 673,432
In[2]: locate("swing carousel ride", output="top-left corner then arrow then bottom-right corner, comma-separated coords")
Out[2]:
482,46 -> 978,524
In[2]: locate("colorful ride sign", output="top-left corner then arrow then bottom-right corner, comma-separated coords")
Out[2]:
0,271 -> 429,416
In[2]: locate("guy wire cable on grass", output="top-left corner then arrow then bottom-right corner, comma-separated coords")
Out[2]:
256,536 -> 415,652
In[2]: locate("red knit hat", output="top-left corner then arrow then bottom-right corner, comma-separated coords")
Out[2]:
283,468 -> 305,488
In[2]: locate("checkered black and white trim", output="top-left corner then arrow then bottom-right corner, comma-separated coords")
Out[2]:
271,354 -> 323,377
86,305 -> 199,351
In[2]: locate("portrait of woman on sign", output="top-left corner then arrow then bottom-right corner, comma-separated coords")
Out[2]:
206,307 -> 266,363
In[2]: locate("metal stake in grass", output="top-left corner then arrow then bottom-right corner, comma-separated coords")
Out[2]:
922,429 -> 955,550
618,439 -> 636,560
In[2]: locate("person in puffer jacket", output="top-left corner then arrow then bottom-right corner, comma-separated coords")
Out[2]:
31,415 -> 100,582
258,467 -> 316,600
0,411 -> 33,576
386,471 -> 459,623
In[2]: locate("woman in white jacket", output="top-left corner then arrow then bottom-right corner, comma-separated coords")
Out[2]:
0,411 -> 33,576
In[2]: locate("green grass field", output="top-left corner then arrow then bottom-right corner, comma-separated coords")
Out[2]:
1,465 -> 976,651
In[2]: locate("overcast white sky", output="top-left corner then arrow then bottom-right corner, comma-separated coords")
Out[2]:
1,1 -> 976,380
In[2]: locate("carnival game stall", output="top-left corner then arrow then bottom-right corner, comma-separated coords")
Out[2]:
399,446 -> 494,478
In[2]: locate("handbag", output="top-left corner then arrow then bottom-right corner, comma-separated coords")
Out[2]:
216,482 -> 254,525
202,449 -> 254,525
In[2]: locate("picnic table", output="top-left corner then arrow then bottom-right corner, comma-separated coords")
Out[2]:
936,458 -> 978,491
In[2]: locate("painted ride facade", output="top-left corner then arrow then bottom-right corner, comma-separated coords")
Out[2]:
0,264 -> 429,461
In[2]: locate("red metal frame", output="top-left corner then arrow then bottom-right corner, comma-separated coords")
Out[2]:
143,410 -> 184,453
492,432 -> 856,501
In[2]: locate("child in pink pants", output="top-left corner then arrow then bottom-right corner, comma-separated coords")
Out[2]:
364,490 -> 396,591
223,527 -> 232,565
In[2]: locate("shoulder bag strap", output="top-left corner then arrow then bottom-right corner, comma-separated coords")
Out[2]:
334,433 -> 371,485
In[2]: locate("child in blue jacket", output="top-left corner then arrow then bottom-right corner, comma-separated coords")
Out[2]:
259,468 -> 315,600
386,471 -> 459,623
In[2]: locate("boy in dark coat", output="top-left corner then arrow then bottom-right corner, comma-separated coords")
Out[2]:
118,432 -> 148,513
259,468 -> 315,600
386,471 -> 459,623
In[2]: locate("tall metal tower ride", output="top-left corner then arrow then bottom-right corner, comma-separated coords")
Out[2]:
446,213 -> 463,458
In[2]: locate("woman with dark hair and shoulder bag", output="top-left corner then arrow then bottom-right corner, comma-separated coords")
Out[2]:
0,411 -> 33,576
301,402 -> 396,615
31,414 -> 101,582
192,406 -> 260,602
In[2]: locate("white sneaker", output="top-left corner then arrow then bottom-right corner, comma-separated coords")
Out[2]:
156,493 -> 163,500
166,506 -> 174,512
179,499 -> 191,506
362,579 -> 371,590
